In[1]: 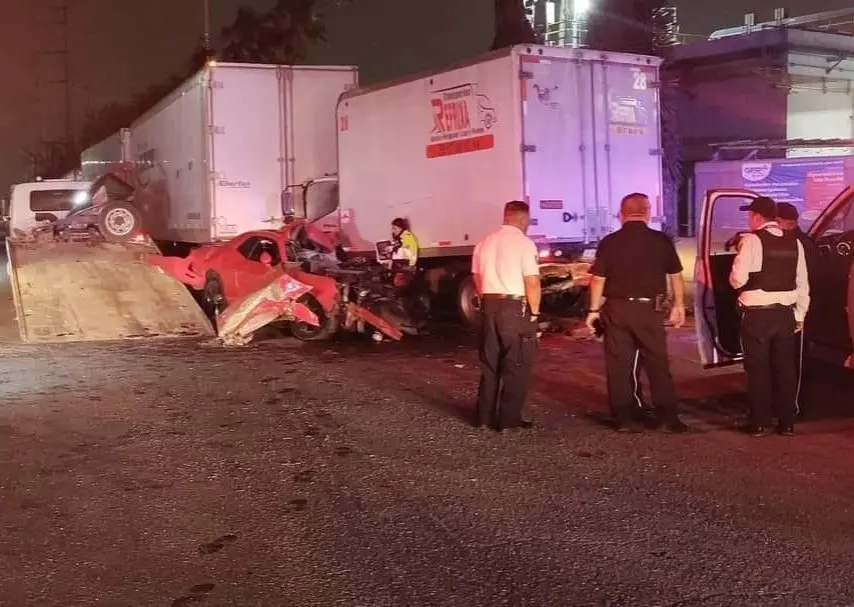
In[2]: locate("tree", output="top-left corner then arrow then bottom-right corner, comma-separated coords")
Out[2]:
219,0 -> 326,63
491,0 -> 538,50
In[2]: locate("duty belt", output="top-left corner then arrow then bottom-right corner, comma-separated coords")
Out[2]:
610,297 -> 653,303
482,294 -> 526,301
739,303 -> 794,311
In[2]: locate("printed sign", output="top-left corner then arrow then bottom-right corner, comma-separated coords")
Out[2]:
539,199 -> 563,210
707,158 -> 847,234
426,83 -> 496,159
608,67 -> 652,136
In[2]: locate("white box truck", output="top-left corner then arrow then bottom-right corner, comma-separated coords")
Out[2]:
299,45 -> 664,322
87,62 -> 358,245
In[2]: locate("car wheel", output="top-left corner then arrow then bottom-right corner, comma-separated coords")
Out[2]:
291,294 -> 337,341
98,201 -> 143,242
457,275 -> 481,326
202,273 -> 228,321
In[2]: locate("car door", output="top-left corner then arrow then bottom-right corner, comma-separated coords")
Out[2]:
236,237 -> 282,296
694,188 -> 762,368
804,186 -> 854,365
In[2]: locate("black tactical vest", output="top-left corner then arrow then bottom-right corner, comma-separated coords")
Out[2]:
742,228 -> 798,293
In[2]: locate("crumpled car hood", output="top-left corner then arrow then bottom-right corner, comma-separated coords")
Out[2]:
216,270 -> 319,346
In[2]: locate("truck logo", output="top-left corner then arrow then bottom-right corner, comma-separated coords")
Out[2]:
426,83 -> 496,159
741,162 -> 772,182
533,84 -> 559,109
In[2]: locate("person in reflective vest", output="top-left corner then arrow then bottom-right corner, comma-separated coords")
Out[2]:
391,217 -> 419,266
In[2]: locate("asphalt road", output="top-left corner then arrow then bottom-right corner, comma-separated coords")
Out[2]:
1,325 -> 854,606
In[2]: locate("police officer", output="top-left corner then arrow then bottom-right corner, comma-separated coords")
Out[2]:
730,196 -> 809,436
586,193 -> 688,433
777,201 -> 817,416
472,201 -> 540,431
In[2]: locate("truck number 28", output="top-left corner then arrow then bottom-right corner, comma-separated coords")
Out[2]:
632,71 -> 647,91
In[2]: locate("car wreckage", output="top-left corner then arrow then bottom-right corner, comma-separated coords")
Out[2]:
148,221 -> 430,345
13,167 -> 430,346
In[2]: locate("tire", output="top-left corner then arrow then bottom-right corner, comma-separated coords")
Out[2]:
456,274 -> 482,327
291,294 -> 337,341
98,201 -> 143,242
202,273 -> 227,321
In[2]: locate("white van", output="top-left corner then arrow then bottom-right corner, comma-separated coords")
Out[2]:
7,179 -> 92,238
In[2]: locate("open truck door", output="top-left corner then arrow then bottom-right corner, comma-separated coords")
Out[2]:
803,186 -> 854,367
696,186 -> 854,370
694,188 -> 762,368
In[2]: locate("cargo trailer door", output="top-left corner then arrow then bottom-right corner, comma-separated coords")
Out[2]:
591,60 -> 664,235
520,56 -> 589,243
209,66 -> 285,239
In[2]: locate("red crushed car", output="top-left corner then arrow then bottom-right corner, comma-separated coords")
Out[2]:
149,221 -> 406,342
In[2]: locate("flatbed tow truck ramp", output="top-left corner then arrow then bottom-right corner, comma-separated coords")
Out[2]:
6,240 -> 214,343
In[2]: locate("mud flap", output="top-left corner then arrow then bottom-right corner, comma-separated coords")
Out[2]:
217,272 -> 319,346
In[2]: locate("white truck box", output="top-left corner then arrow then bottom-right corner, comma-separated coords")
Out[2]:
333,45 -> 663,256
80,129 -> 131,182
129,62 -> 358,244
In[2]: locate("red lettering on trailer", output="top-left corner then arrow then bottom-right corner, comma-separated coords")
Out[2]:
431,98 -> 471,134
520,56 -> 540,63
426,134 -> 494,158
339,115 -> 349,131
438,240 -> 451,246
539,199 -> 563,210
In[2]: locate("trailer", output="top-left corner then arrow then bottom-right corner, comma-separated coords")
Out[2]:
124,62 -> 358,245
298,44 -> 665,322
81,129 -> 131,182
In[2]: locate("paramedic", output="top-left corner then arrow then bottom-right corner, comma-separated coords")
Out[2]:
472,200 -> 540,431
391,218 -> 419,266
730,196 -> 809,437
585,193 -> 688,433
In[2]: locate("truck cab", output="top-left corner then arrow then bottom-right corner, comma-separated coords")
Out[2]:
7,179 -> 92,239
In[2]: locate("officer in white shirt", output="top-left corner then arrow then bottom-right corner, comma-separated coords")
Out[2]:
730,196 -> 810,437
471,200 -> 541,430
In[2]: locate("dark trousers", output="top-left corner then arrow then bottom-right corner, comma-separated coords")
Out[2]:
602,299 -> 678,423
740,306 -> 798,427
476,297 -> 537,427
632,352 -> 649,408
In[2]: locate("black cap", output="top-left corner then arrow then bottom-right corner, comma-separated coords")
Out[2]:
776,202 -> 799,221
739,196 -> 777,219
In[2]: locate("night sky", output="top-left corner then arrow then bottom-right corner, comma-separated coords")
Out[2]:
0,0 -> 850,192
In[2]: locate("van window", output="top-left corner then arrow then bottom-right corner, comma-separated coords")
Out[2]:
29,190 -> 82,212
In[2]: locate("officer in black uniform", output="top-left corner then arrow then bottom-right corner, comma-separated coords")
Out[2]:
729,197 -> 809,436
777,202 -> 817,416
586,193 -> 688,433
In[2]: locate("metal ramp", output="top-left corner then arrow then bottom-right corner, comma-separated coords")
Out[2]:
6,239 -> 214,343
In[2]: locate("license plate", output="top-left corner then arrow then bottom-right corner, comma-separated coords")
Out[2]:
580,248 -> 597,262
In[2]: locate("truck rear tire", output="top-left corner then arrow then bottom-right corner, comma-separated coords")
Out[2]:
98,201 -> 143,242
291,294 -> 337,341
457,275 -> 482,327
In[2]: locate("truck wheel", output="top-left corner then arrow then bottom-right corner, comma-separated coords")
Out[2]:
291,295 -> 337,341
202,273 -> 228,320
98,201 -> 142,242
457,275 -> 482,327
